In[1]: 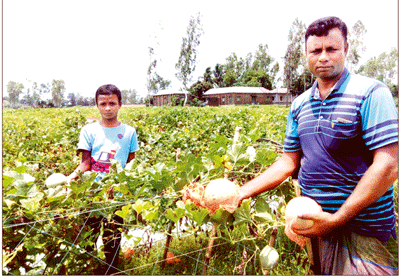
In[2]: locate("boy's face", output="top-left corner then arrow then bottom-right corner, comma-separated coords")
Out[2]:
97,94 -> 121,122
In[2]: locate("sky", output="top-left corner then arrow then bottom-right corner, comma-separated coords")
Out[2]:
3,0 -> 398,100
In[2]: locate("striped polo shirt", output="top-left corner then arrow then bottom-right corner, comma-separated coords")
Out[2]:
284,68 -> 398,241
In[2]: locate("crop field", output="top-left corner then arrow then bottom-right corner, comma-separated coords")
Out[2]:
1,105 -> 340,275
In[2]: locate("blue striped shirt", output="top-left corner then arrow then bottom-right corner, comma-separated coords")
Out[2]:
284,68 -> 398,241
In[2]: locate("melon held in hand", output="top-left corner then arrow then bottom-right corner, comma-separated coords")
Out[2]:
285,196 -> 322,229
284,196 -> 322,248
203,178 -> 240,214
181,178 -> 241,214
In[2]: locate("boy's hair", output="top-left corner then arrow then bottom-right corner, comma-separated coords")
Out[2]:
305,16 -> 348,44
95,84 -> 122,105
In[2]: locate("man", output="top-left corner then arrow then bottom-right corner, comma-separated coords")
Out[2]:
237,17 -> 398,274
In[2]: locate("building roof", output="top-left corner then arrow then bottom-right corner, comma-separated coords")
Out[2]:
203,87 -> 288,95
272,88 -> 288,94
155,89 -> 188,96
203,87 -> 269,95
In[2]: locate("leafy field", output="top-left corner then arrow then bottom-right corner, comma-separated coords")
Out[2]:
3,105 -> 317,275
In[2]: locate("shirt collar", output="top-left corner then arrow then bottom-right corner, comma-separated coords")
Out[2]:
311,68 -> 349,100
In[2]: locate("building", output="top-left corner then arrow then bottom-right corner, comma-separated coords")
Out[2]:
152,89 -> 192,106
268,88 -> 291,105
202,87 -> 291,106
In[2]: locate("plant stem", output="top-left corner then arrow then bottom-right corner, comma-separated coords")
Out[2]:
161,221 -> 174,270
202,224 -> 217,275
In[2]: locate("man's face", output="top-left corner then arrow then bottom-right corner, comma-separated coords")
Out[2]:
306,28 -> 348,82
97,94 -> 121,121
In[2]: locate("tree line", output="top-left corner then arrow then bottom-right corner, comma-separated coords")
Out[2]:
150,15 -> 398,106
5,15 -> 398,108
4,80 -> 143,109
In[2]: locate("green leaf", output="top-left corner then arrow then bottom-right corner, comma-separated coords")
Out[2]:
45,185 -> 68,200
3,199 -> 17,209
142,209 -> 157,221
115,204 -> 132,220
254,197 -> 274,223
132,200 -> 153,214
165,208 -> 180,223
190,208 -> 209,225
233,199 -> 252,225
2,175 -> 15,190
14,165 -> 27,174
20,192 -> 44,212
3,243 -> 23,267
114,183 -> 130,195
69,179 -> 91,195
210,208 -> 231,226
3,171 -> 36,196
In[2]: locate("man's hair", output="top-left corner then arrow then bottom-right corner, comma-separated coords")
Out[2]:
305,16 -> 348,44
95,84 -> 122,105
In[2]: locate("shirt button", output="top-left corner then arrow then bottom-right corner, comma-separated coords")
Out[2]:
320,116 -> 323,119
322,103 -> 326,106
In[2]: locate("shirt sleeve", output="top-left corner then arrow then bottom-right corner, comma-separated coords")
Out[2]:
283,108 -> 302,152
77,126 -> 92,152
361,83 -> 398,150
129,128 -> 140,153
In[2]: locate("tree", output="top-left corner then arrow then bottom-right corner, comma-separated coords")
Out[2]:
250,44 -> 276,88
252,44 -> 274,72
212,64 -> 224,88
223,69 -> 238,87
51,79 -> 66,107
7,81 -> 24,107
121,89 -> 139,104
67,92 -> 77,106
224,52 -> 247,83
203,67 -> 213,84
346,20 -> 367,72
357,47 -> 398,88
147,47 -> 171,95
126,89 -> 138,104
175,12 -> 204,105
40,82 -> 51,96
31,82 -> 43,106
243,69 -> 273,89
75,93 -> 93,106
21,89 -> 35,106
121,89 -> 129,105
290,65 -> 314,95
190,80 -> 213,100
270,62 -> 280,87
20,81 -> 43,107
283,18 -> 307,96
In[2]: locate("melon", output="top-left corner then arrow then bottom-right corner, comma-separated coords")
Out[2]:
259,245 -> 279,272
181,178 -> 241,214
284,196 -> 322,248
45,173 -> 68,188
203,178 -> 240,214
285,196 -> 322,229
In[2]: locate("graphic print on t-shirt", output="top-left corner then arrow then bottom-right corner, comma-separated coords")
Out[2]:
91,150 -> 116,173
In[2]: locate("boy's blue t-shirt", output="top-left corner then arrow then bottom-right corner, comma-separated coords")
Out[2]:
77,122 -> 139,180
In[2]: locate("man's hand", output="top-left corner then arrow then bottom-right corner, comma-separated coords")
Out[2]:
292,210 -> 341,237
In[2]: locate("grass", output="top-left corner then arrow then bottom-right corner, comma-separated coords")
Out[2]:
118,225 -> 310,275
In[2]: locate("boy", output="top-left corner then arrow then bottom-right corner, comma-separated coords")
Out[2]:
68,84 -> 139,275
